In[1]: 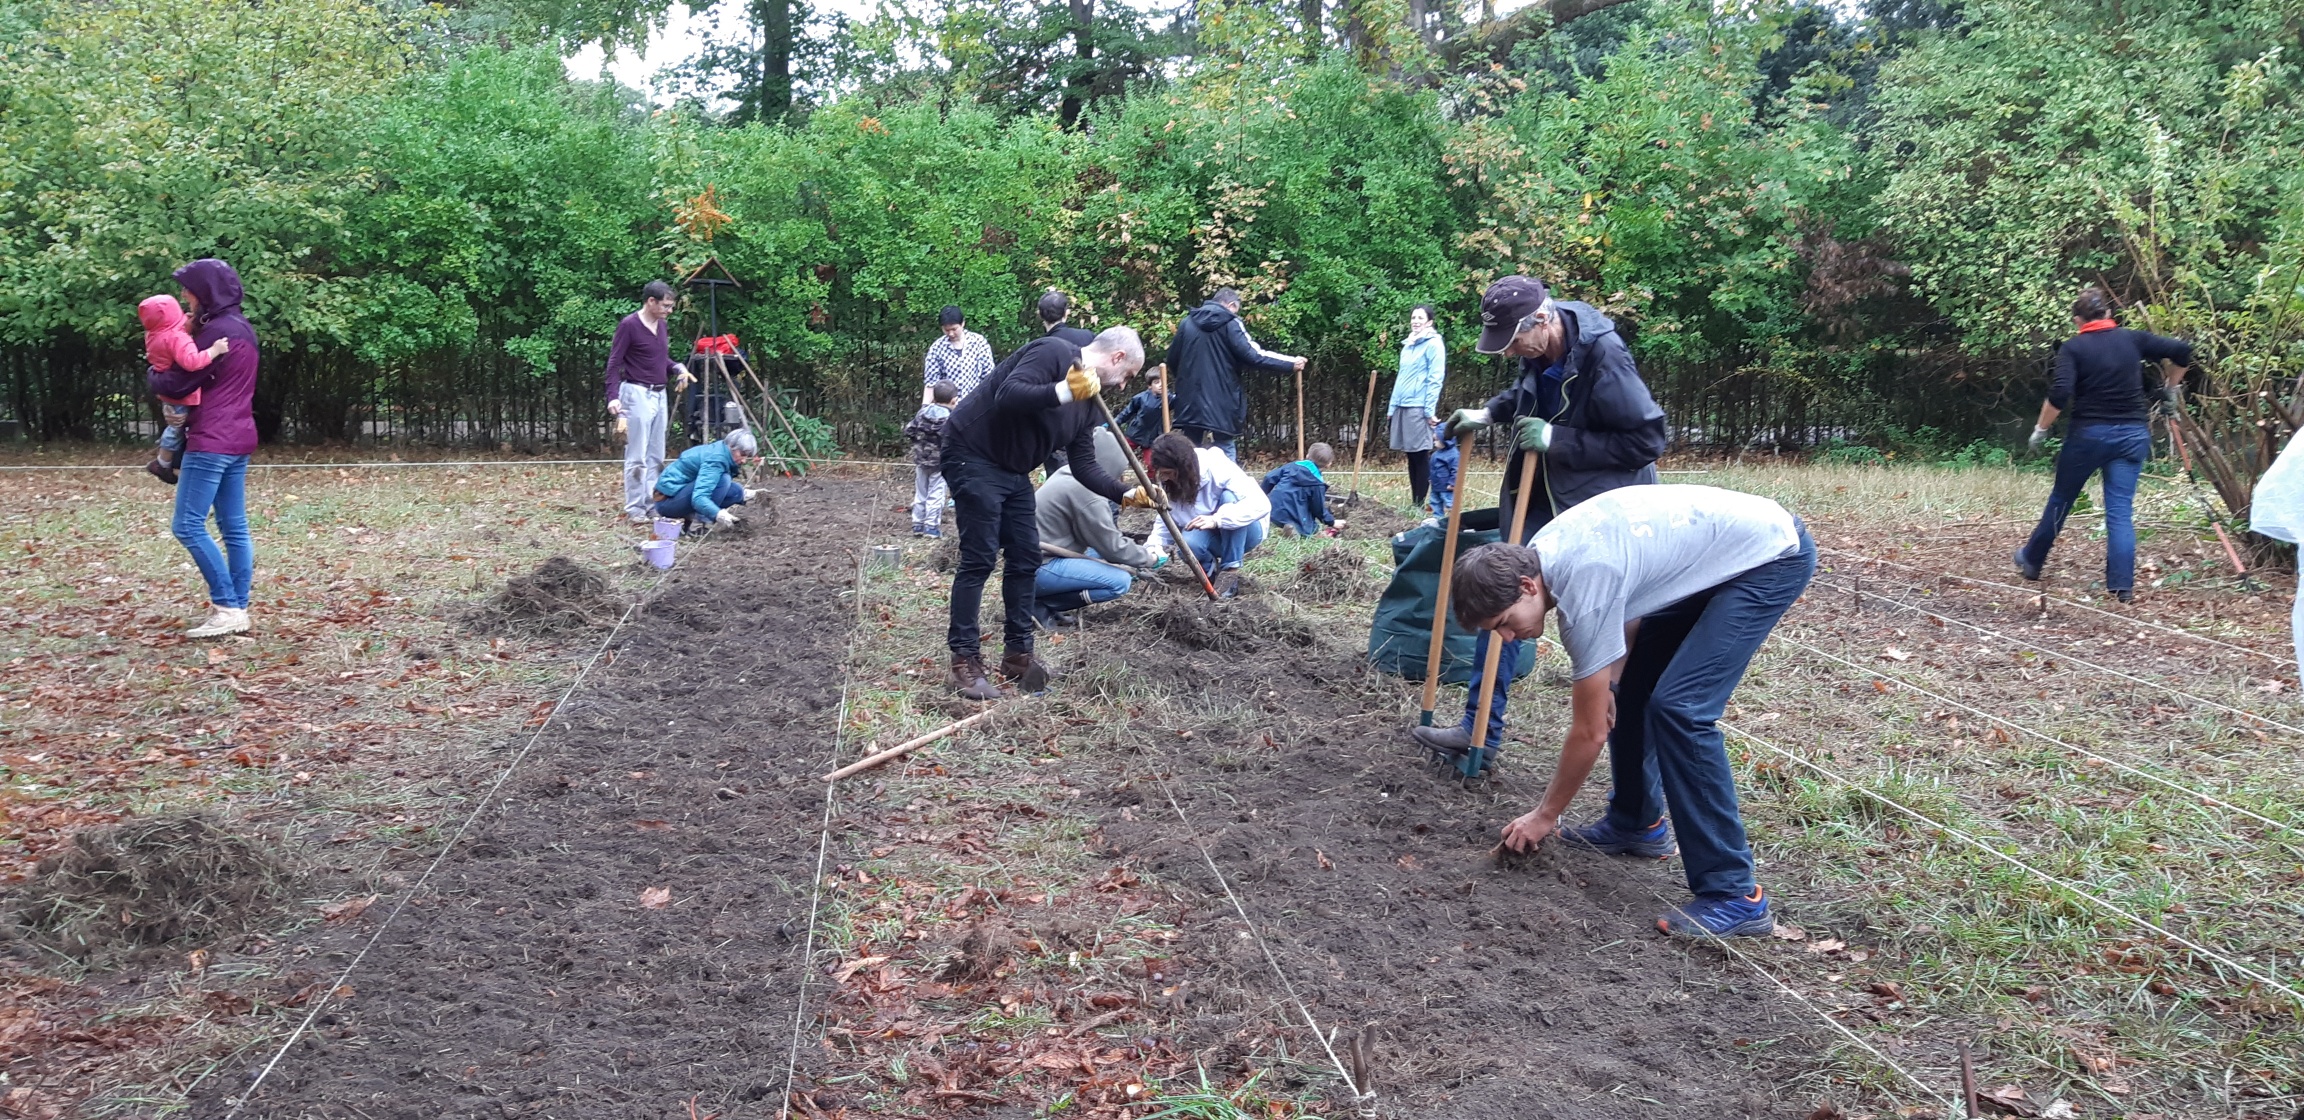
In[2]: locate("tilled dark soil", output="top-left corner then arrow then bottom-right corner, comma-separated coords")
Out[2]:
200,475 -> 875,1119
1088,581 -> 1814,1119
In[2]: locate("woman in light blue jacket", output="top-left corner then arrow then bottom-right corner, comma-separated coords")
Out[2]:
1387,305 -> 1447,508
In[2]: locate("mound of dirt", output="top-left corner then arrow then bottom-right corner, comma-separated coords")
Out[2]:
466,555 -> 625,633
1135,590 -> 1316,654
1282,545 -> 1378,604
1337,499 -> 1417,541
8,814 -> 291,961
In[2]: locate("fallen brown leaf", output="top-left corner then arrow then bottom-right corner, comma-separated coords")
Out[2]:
320,894 -> 379,924
1805,938 -> 1846,955
1880,647 -> 1910,662
831,955 -> 890,982
1807,1104 -> 1847,1120
1979,1085 -> 2040,1117
638,886 -> 672,909
1316,849 -> 1334,871
632,819 -> 673,832
1769,923 -> 1808,942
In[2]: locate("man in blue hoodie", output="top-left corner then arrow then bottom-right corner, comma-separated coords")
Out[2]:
1409,276 -> 1669,777
1163,289 -> 1303,461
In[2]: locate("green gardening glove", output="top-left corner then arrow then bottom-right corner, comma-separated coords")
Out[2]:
1447,407 -> 1493,438
1513,416 -> 1553,452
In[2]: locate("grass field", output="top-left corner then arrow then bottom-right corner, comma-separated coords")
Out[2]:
1,447 -> 2297,1118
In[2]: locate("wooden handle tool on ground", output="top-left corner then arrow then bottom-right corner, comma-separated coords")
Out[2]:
1348,367 -> 1379,505
823,707 -> 1005,782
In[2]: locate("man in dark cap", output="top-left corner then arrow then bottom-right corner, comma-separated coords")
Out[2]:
1409,275 -> 1669,778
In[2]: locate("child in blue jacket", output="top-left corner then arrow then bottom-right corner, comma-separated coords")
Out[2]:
1112,366 -> 1170,449
1427,421 -> 1458,522
1262,442 -> 1337,538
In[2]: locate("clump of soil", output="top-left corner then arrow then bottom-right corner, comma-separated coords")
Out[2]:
8,814 -> 291,962
1337,499 -> 1417,541
939,923 -> 1016,981
1136,590 -> 1316,654
466,555 -> 625,633
1283,545 -> 1378,604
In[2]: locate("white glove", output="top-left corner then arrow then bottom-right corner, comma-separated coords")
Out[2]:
2028,426 -> 2050,453
607,399 -> 625,417
714,509 -> 737,527
741,487 -> 759,502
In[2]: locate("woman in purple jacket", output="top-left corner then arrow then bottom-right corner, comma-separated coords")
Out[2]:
147,259 -> 260,637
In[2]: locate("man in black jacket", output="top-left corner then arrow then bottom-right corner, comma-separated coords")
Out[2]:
942,326 -> 1152,699
1165,289 -> 1303,461
1039,289 -> 1096,348
1410,276 -> 1670,777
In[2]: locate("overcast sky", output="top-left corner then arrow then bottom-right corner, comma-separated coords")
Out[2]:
563,0 -> 1553,100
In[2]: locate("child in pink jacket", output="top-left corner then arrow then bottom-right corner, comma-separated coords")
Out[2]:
140,294 -> 228,484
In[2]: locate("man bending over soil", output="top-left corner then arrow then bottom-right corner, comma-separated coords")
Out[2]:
941,326 -> 1149,699
1453,484 -> 1814,938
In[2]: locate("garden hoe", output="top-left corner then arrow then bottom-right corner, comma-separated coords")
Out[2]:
1094,392 -> 1219,600
1444,451 -> 1540,781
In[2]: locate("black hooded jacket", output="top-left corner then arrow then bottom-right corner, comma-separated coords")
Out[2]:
1483,301 -> 1668,518
1163,300 -> 1297,440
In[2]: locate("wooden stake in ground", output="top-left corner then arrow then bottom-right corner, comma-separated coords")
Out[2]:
1296,361 -> 1307,461
1463,452 -> 1542,759
1157,363 -> 1171,433
1347,366 -> 1380,506
1416,450 -> 1477,727
823,707 -> 1005,782
1092,392 -> 1219,600
2163,417 -> 2253,582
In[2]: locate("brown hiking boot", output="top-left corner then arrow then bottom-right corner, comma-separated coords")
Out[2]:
950,653 -> 1002,701
997,647 -> 1052,693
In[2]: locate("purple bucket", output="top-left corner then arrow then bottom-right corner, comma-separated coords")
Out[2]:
641,539 -> 675,570
652,518 -> 682,541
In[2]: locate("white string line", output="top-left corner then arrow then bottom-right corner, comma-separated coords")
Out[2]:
222,525 -> 717,1117
776,547 -> 874,1120
1771,631 -> 2303,840
1146,772 -> 1367,1109
1810,574 -> 2304,739
1639,884 -> 1953,1113
1817,545 -> 2284,664
1718,719 -> 2304,1011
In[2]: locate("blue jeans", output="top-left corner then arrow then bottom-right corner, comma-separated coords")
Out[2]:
1181,519 -> 1266,571
173,452 -> 253,609
2020,421 -> 2150,592
1035,556 -> 1133,604
1605,525 -> 1815,897
1427,487 -> 1453,520
652,476 -> 745,520
1179,427 -> 1238,463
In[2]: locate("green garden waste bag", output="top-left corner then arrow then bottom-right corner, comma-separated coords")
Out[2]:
1366,512 -> 1538,685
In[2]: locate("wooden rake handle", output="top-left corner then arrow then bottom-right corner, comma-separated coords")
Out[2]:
1092,392 -> 1219,600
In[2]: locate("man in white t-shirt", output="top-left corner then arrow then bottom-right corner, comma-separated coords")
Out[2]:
1449,485 -> 1814,937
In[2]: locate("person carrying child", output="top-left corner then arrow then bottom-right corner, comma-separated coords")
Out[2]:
1426,419 -> 1459,523
140,295 -> 230,485
906,380 -> 958,537
1262,442 -> 1346,538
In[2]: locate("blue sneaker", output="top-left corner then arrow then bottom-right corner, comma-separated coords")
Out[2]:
1656,887 -> 1774,938
1558,816 -> 1675,860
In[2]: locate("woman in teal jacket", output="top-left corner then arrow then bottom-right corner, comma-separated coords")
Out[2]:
1387,305 -> 1446,509
652,429 -> 761,526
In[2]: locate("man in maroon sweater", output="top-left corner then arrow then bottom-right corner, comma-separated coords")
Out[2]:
605,281 -> 692,523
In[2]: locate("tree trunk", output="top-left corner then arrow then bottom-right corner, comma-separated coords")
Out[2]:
1445,0 -> 1636,68
1300,0 -> 1322,60
1059,0 -> 1093,130
756,0 -> 792,124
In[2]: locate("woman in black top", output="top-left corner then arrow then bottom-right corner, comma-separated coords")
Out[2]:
2015,288 -> 2193,601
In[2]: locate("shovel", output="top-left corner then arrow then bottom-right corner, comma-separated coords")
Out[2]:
1092,392 -> 1219,601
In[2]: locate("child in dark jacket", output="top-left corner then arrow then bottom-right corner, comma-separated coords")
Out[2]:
1427,421 -> 1458,522
906,380 -> 958,537
1262,442 -> 1338,538
1112,366 -> 1170,449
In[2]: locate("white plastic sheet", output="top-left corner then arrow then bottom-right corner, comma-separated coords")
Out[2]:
2248,432 -> 2304,678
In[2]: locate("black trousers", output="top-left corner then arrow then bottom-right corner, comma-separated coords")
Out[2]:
944,455 -> 1041,657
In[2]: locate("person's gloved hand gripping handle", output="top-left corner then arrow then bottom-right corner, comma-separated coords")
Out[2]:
1059,365 -> 1100,403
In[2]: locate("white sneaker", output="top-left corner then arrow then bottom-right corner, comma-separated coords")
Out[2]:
187,607 -> 249,638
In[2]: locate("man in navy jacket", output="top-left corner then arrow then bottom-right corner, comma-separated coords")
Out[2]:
1163,289 -> 1303,461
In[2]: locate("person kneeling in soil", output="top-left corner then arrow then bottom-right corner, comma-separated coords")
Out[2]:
1455,484 -> 1814,938
941,326 -> 1149,699
1144,431 -> 1271,599
652,428 -> 761,529
1032,428 -> 1167,628
1261,442 -> 1343,538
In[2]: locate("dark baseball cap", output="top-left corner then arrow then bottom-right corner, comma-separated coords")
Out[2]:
1475,276 -> 1549,354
